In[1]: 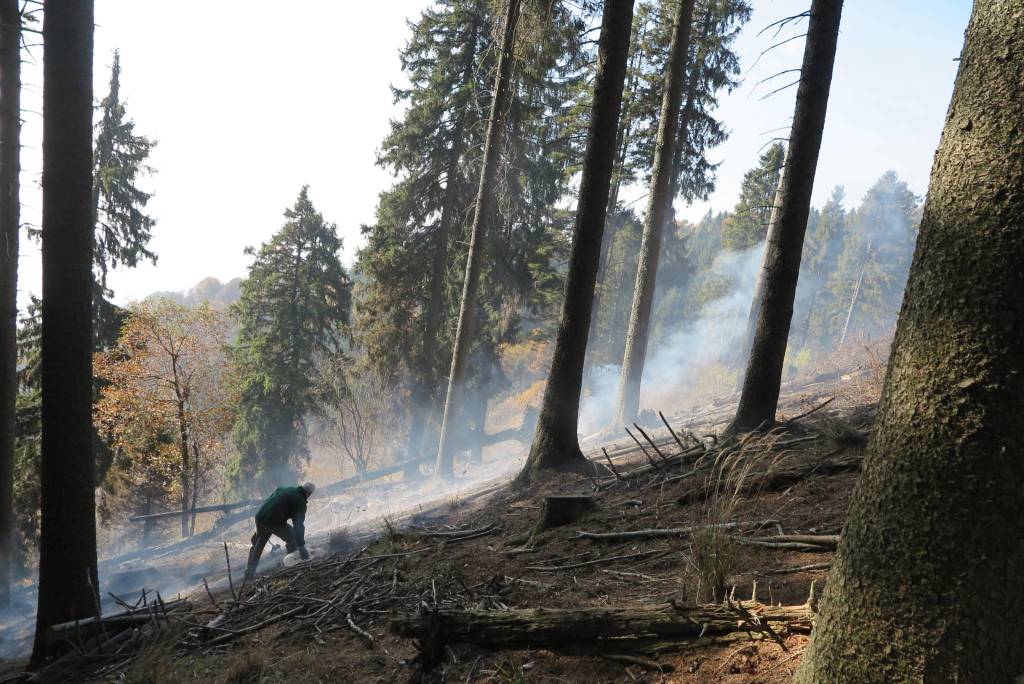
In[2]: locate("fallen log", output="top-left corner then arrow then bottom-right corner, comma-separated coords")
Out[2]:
391,601 -> 813,654
746,534 -> 839,547
48,599 -> 188,640
572,519 -> 779,542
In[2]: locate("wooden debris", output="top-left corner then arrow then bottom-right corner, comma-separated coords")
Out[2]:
391,601 -> 813,655
571,519 -> 779,542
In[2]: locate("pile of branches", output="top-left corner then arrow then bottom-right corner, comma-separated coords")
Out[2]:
177,524 -> 501,653
30,591 -> 189,681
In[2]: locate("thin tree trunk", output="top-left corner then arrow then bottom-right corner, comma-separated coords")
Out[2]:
31,0 -> 97,667
189,443 -> 200,536
838,239 -> 871,347
176,399 -> 190,539
729,0 -> 842,432
516,0 -> 635,484
405,12 -> 481,471
434,0 -> 521,480
613,0 -> 696,425
0,0 -> 19,610
796,3 -> 1024,680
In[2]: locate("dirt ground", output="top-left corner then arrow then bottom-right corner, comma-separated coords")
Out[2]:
2,370 -> 881,684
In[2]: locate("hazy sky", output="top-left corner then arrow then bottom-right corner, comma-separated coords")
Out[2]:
15,0 -> 973,310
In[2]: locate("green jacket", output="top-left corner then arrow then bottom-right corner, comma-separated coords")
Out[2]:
255,486 -> 308,546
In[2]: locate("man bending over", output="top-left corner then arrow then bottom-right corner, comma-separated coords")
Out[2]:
244,481 -> 315,580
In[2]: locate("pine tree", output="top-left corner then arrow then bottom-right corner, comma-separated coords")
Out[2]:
0,0 -> 19,609
231,187 -> 351,490
32,0 -> 98,665
796,2 -> 1024,678
518,0 -> 635,484
730,0 -> 843,433
92,50 -> 157,349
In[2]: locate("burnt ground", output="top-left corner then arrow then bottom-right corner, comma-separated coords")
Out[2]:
2,372 -> 880,684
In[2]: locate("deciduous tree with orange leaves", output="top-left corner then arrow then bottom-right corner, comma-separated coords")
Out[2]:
95,299 -> 235,541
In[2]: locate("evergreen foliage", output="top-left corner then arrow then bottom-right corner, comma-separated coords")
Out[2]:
231,187 -> 352,489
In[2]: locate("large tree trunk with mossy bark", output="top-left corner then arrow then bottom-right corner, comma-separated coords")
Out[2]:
31,0 -> 98,667
434,0 -> 520,480
613,0 -> 696,426
0,0 -> 19,610
516,0 -> 635,485
795,3 -> 1024,681
729,0 -> 842,433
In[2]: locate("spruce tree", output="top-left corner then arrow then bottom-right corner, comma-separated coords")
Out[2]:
730,0 -> 843,433
796,2 -> 1024,678
231,187 -> 351,490
32,0 -> 98,665
720,143 -> 784,251
518,0 -> 635,484
613,0 -> 697,426
435,0 -> 522,480
92,50 -> 157,349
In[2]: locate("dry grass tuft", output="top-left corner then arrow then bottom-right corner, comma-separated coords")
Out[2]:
689,429 -> 789,603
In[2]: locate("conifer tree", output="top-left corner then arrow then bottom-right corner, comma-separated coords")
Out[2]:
32,0 -> 98,665
518,0 -> 635,484
435,0 -> 522,480
730,0 -> 843,433
613,0 -> 696,426
231,187 -> 351,489
720,142 -> 784,251
796,2 -> 1024,678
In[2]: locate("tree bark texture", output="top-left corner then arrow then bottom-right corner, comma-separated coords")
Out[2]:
730,0 -> 842,432
32,0 -> 98,666
517,0 -> 635,484
434,0 -> 520,479
614,0 -> 696,425
796,3 -> 1024,682
0,0 -> 19,610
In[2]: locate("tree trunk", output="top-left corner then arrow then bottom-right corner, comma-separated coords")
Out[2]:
177,399 -> 190,539
31,1 -> 97,667
733,145 -> 788,385
392,602 -> 813,652
434,0 -> 520,480
516,0 -> 635,484
613,0 -> 696,425
405,12 -> 480,471
585,26 -> 645,372
795,3 -> 1024,681
0,0 -> 19,610
729,0 -> 842,432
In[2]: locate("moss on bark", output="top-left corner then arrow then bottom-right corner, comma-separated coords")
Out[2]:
796,2 -> 1024,681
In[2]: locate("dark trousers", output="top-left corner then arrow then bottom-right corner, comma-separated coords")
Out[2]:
244,522 -> 296,579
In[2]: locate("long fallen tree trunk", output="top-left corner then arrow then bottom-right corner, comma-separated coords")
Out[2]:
392,601 -> 813,656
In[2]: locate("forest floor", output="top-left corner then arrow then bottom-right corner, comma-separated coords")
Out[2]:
2,362 -> 883,684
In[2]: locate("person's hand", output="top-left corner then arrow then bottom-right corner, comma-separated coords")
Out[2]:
299,545 -> 310,560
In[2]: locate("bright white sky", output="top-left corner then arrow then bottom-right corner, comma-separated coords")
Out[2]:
15,0 -> 972,310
